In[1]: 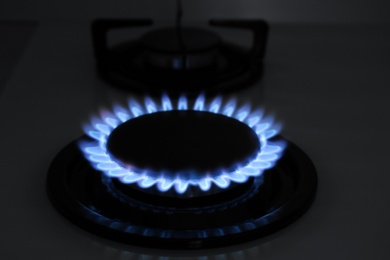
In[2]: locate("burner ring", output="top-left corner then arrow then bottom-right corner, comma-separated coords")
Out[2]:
79,95 -> 286,195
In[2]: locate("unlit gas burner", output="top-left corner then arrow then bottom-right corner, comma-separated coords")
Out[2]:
47,96 -> 317,249
92,19 -> 268,96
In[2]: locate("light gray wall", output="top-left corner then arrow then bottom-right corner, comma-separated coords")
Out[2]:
0,0 -> 388,23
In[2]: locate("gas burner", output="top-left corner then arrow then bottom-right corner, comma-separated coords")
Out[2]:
79,95 -> 284,195
47,96 -> 317,249
91,19 -> 268,96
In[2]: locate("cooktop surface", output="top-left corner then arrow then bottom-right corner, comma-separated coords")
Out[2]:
0,21 -> 389,259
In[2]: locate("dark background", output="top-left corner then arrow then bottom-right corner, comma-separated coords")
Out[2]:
1,0 -> 389,23
1,1 -> 390,259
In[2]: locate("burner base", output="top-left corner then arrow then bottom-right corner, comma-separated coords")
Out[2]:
47,136 -> 317,249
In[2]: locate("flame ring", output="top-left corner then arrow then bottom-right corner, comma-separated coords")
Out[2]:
80,95 -> 285,194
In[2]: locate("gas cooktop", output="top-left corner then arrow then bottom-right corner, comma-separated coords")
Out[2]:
2,21 -> 389,260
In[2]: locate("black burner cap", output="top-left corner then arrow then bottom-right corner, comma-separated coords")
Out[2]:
106,110 -> 260,178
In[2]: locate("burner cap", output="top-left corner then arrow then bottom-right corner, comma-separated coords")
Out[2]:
107,111 -> 260,179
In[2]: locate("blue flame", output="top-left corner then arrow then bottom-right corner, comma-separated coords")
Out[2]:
79,94 -> 286,194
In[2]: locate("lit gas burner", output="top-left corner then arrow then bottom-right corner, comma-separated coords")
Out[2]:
47,95 -> 317,249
